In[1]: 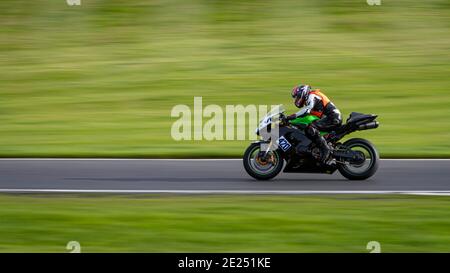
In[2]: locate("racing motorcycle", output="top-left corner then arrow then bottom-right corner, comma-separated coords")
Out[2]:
243,105 -> 379,180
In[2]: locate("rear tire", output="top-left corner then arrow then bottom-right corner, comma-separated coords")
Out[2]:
337,138 -> 379,180
243,143 -> 284,180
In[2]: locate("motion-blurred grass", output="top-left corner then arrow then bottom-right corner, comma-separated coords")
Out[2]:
0,194 -> 449,252
0,0 -> 449,157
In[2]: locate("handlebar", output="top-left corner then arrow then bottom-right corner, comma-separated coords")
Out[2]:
279,113 -> 288,125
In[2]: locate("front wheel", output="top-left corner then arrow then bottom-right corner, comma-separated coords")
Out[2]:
243,143 -> 284,180
337,138 -> 379,180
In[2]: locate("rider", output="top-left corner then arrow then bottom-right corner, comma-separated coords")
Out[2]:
286,84 -> 342,163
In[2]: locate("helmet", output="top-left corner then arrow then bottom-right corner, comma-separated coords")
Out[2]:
291,85 -> 311,108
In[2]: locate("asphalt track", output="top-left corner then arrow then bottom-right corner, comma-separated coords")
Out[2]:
0,159 -> 449,194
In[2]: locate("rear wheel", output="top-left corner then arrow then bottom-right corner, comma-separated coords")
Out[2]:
337,138 -> 379,180
243,143 -> 284,180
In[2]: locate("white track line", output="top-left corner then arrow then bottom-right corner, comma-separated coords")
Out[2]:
0,159 -> 449,195
0,189 -> 449,196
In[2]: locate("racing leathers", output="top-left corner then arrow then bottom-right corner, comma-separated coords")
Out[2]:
288,89 -> 342,163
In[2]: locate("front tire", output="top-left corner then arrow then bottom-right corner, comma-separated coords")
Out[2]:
337,138 -> 379,180
243,143 -> 284,180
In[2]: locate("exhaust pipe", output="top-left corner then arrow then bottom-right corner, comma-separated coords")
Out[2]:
358,121 -> 379,130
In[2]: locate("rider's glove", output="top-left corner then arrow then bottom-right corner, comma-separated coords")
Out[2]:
286,114 -> 297,121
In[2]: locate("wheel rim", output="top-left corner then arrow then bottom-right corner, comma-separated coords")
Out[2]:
247,145 -> 280,175
341,143 -> 375,175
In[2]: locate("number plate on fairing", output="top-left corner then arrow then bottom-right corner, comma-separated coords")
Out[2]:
276,136 -> 292,152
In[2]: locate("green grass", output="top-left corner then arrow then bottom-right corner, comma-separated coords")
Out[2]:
0,0 -> 449,157
0,194 -> 449,252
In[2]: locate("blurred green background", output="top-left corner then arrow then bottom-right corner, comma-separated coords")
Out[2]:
1,194 -> 449,252
1,0 -> 449,158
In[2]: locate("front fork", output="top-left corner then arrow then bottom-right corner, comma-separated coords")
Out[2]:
257,141 -> 274,161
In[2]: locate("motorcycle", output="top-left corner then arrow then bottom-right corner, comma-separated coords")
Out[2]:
243,105 -> 379,180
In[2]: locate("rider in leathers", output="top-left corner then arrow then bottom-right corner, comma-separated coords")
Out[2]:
286,85 -> 342,163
